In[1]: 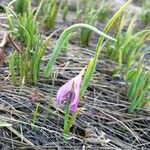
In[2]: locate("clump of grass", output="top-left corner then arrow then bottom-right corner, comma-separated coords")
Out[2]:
9,35 -> 45,85
97,0 -> 110,22
80,0 -> 133,96
78,0 -> 110,47
106,13 -> 150,112
79,0 -> 97,46
126,61 -> 150,113
60,0 -> 68,21
107,14 -> 149,76
15,0 -> 28,15
17,12 -> 37,48
6,0 -> 46,85
43,0 -> 59,29
6,0 -> 37,47
140,0 -> 150,25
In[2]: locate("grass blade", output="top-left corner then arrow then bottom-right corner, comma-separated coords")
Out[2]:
44,23 -> 116,78
81,0 -> 133,96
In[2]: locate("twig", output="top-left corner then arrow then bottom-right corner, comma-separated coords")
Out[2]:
6,126 -> 34,146
7,33 -> 22,53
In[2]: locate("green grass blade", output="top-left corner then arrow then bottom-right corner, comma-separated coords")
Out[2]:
33,48 -> 45,83
44,23 -> 116,78
18,22 -> 31,50
127,65 -> 142,99
125,68 -> 137,81
128,91 -> 145,113
80,58 -> 95,97
63,101 -> 70,139
9,51 -> 17,85
15,0 -> 28,15
34,0 -> 44,21
128,75 -> 150,112
95,0 -> 133,58
31,103 -> 40,130
81,0 -> 133,96
65,109 -> 81,136
18,54 -> 25,83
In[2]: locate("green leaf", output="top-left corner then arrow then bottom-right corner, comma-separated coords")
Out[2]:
18,54 -> 25,83
9,51 -> 18,85
127,65 -> 142,99
125,68 -> 137,81
44,23 -> 116,78
31,103 -> 40,130
80,58 -> 95,97
81,0 -> 133,95
67,109 -> 80,130
63,100 -> 70,139
33,48 -> 45,83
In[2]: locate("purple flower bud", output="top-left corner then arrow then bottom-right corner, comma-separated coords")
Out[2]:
56,74 -> 82,113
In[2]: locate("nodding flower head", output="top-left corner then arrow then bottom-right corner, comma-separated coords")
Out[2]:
56,68 -> 85,113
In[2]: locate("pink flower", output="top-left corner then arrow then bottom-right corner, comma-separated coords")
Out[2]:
56,70 -> 85,113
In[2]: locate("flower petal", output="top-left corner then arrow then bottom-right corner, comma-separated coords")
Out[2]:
70,75 -> 82,113
56,79 -> 72,104
56,73 -> 82,113
73,74 -> 82,84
